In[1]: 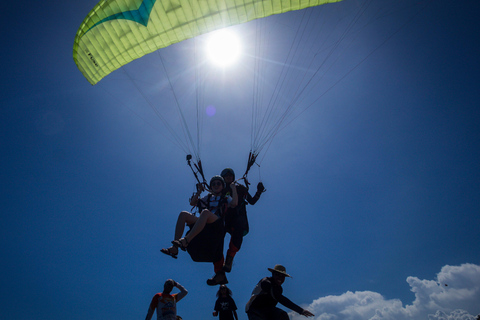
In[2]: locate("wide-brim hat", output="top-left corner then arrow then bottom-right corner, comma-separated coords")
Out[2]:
268,264 -> 291,277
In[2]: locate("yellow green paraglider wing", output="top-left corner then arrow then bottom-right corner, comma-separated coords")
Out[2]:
73,0 -> 341,85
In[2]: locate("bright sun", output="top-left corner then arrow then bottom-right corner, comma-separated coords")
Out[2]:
205,29 -> 241,67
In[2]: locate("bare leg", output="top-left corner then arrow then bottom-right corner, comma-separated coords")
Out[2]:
174,211 -> 198,240
162,211 -> 198,256
184,209 -> 218,243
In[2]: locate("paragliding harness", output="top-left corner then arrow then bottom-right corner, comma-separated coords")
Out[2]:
185,192 -> 229,263
183,153 -> 265,262
198,193 -> 229,219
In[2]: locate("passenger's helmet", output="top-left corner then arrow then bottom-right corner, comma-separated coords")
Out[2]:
210,175 -> 226,189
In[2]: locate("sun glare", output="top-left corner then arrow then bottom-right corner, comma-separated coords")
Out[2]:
206,29 -> 241,67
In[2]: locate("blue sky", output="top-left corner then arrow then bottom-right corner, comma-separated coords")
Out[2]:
1,0 -> 480,319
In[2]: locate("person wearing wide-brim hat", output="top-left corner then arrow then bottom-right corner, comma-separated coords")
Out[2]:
245,265 -> 314,320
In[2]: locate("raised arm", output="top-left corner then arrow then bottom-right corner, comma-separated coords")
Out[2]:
189,183 -> 204,206
174,281 -> 188,302
246,182 -> 265,205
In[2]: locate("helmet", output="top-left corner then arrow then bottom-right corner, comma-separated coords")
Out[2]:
221,168 -> 235,179
210,175 -> 225,189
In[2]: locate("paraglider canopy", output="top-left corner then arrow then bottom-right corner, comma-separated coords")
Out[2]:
73,0 -> 341,85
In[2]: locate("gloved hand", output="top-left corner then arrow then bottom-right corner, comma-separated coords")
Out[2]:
257,182 -> 265,193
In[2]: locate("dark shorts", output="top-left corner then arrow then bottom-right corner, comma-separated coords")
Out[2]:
186,218 -> 225,262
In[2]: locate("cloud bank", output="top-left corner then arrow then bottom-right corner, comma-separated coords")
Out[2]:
291,263 -> 480,320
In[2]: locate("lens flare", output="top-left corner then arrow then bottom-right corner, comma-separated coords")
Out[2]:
206,105 -> 216,117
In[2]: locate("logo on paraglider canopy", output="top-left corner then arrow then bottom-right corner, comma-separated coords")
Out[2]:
86,51 -> 99,67
86,0 -> 157,35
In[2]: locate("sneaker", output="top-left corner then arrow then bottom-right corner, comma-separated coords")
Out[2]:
206,271 -> 228,286
223,255 -> 234,273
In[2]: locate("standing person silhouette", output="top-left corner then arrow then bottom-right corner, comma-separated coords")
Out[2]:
145,279 -> 188,320
246,265 -> 314,320
213,284 -> 238,320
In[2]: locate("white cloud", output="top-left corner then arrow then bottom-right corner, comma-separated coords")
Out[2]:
291,263 -> 480,320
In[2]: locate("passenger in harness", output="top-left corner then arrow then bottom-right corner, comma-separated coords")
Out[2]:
161,176 -> 238,285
